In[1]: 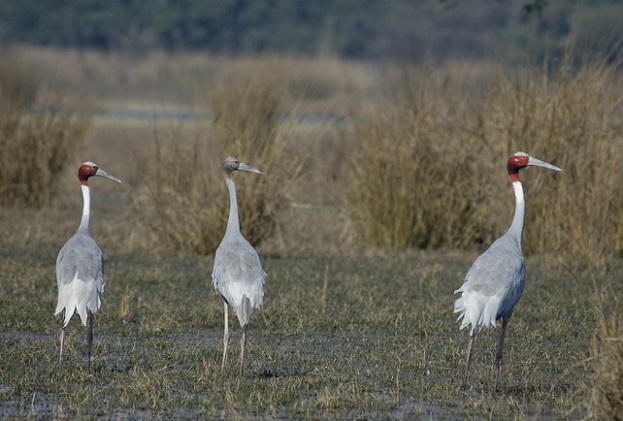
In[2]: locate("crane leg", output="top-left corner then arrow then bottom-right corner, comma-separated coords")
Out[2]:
221,302 -> 229,373
87,312 -> 94,372
239,324 -> 248,377
463,334 -> 476,390
59,322 -> 66,373
494,318 -> 509,391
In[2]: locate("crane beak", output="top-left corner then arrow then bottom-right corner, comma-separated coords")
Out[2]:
527,156 -> 562,172
95,168 -> 123,183
238,162 -> 264,175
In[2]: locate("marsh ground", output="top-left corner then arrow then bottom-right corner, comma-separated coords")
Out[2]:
0,48 -> 620,419
0,226 -> 603,419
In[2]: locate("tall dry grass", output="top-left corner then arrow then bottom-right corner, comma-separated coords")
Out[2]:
133,59 -> 309,255
587,281 -> 623,419
347,65 -> 492,249
472,58 -> 623,266
347,56 -> 623,267
0,51 -> 91,207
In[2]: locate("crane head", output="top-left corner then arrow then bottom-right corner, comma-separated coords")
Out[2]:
507,152 -> 561,180
78,162 -> 122,186
222,157 -> 264,176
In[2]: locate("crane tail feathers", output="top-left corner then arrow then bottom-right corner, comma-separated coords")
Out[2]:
55,278 -> 102,327
234,296 -> 253,328
454,290 -> 500,336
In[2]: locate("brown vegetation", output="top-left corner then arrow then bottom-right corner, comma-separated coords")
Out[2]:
132,58 -> 310,255
0,50 -> 92,207
1,47 -> 622,419
588,283 -> 623,420
347,57 -> 623,268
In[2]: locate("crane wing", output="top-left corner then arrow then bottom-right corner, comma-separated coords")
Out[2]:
212,238 -> 266,311
56,234 -> 105,291
55,232 -> 106,327
454,235 -> 526,334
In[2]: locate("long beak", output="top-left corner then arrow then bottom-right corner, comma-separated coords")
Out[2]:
238,162 -> 264,175
527,156 -> 562,172
95,168 -> 123,183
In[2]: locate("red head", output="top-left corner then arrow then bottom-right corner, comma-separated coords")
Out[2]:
507,151 -> 561,182
77,161 -> 122,186
78,162 -> 99,185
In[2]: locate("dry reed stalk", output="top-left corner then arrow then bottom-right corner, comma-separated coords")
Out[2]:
348,57 -> 623,268
587,283 -> 623,419
0,52 -> 91,207
134,58 -> 309,255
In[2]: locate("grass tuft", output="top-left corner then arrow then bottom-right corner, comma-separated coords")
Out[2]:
347,56 -> 623,268
133,59 -> 309,255
347,64 -> 497,249
0,50 -> 92,207
588,281 -> 623,419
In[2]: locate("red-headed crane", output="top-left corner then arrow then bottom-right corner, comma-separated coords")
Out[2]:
55,162 -> 122,371
454,152 -> 561,390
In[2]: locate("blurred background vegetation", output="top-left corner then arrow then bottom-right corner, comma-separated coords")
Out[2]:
0,0 -> 622,262
1,1 -> 623,418
0,0 -> 621,63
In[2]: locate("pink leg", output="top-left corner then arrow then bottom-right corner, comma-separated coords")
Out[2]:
463,334 -> 476,390
239,324 -> 248,377
221,302 -> 229,373
494,318 -> 509,391
87,312 -> 94,372
59,325 -> 66,372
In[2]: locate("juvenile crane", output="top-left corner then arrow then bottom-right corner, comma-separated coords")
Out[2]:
212,157 -> 266,376
454,151 -> 560,390
55,162 -> 121,371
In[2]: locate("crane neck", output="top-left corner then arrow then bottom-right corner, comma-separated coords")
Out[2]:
78,184 -> 91,233
224,175 -> 240,235
507,180 -> 525,244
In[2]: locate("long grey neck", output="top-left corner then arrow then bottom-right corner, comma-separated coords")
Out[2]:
225,176 -> 240,235
78,184 -> 91,233
506,181 -> 525,245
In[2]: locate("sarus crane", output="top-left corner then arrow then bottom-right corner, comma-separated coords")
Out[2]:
454,151 -> 561,390
212,157 -> 266,376
55,162 -> 121,371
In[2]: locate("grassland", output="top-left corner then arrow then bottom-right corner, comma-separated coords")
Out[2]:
0,240 -> 605,419
1,47 -> 622,419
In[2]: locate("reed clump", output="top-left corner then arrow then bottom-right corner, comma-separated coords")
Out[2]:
347,56 -> 623,267
587,284 -> 623,419
0,51 -> 91,207
471,58 -> 623,266
347,65 -> 497,249
133,59 -> 307,255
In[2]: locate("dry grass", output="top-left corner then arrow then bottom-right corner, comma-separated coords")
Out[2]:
587,279 -> 623,419
133,59 -> 312,255
472,58 -> 623,266
0,50 -> 92,207
1,47 -> 623,419
347,56 -> 623,267
347,64 -> 493,249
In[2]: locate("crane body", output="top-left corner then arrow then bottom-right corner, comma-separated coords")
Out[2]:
454,152 -> 560,390
55,162 -> 121,371
212,157 -> 266,376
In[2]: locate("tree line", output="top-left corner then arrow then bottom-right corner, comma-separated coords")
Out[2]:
0,0 -> 621,61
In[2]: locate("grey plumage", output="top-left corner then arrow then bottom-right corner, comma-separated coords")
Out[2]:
56,234 -> 105,327
212,157 -> 266,376
55,161 -> 121,371
454,152 -> 560,390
